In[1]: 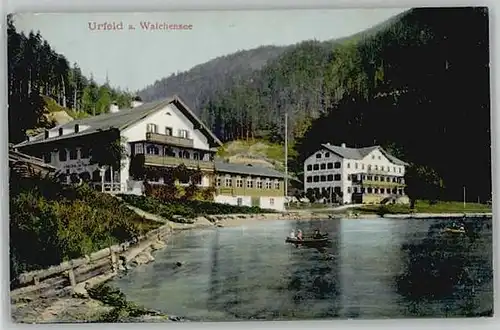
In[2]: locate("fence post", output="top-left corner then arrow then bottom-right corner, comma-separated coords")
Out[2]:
68,268 -> 76,288
110,246 -> 117,273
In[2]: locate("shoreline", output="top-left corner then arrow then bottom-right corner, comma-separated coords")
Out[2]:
10,209 -> 493,323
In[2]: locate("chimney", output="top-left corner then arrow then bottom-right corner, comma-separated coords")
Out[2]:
44,130 -> 49,139
59,127 -> 64,136
110,102 -> 119,113
131,95 -> 143,108
74,124 -> 80,133
341,143 -> 346,148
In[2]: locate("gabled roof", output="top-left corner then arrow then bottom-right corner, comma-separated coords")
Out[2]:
320,143 -> 408,166
9,149 -> 57,172
215,161 -> 287,179
14,95 -> 222,148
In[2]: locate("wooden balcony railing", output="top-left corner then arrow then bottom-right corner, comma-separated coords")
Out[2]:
146,132 -> 194,148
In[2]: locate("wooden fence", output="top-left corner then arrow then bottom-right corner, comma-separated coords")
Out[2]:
11,224 -> 172,301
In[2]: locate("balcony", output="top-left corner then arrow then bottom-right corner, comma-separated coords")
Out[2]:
367,168 -> 403,176
146,132 -> 194,148
144,154 -> 215,170
360,179 -> 406,188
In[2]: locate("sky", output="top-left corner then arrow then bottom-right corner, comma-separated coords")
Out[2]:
13,9 -> 408,92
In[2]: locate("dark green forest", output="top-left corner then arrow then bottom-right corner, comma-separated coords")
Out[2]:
7,15 -> 134,144
139,7 -> 491,202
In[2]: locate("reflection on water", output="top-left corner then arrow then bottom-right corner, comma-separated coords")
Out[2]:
111,218 -> 493,321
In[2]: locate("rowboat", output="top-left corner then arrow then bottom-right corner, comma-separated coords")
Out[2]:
443,227 -> 466,234
285,237 -> 330,245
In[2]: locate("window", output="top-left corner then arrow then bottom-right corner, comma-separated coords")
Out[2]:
334,174 -> 341,181
69,149 -> 78,160
247,179 -> 254,188
59,149 -> 67,162
393,166 -> 396,172
270,198 -> 275,206
353,187 -> 358,193
375,165 -> 378,170
368,165 -> 372,170
313,164 -> 319,171
236,178 -> 243,187
347,187 -> 351,193
320,163 -> 326,170
334,187 -> 341,194
237,198 -> 243,206
381,166 -> 384,171
147,123 -> 158,133
378,156 -> 381,160
362,164 -> 365,170
347,174 -> 351,181
347,163 -> 350,169
334,162 -> 341,169
327,163 -> 333,169
325,152 -> 330,158
355,163 -> 358,169
225,177 -> 232,187
367,187 -> 373,193
216,177 -> 221,186
146,145 -> 159,155
320,175 -> 326,182
316,153 -> 322,159
327,174 -> 333,181
274,181 -> 280,189
372,155 -> 375,159
266,181 -> 272,189
193,152 -> 199,160
313,176 -> 319,182
257,181 -> 263,189
398,167 -> 402,173
307,165 -> 312,171
178,129 -> 189,139
165,127 -> 173,136
306,176 -> 312,183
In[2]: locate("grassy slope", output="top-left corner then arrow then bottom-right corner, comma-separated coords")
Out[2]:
216,139 -> 292,172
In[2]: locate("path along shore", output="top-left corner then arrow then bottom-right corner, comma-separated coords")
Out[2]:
11,207 -> 492,323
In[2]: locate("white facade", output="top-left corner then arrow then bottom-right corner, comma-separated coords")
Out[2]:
303,143 -> 407,204
120,103 -> 213,190
214,195 -> 285,212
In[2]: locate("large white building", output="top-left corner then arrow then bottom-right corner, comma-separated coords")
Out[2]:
303,143 -> 409,205
13,95 -> 286,211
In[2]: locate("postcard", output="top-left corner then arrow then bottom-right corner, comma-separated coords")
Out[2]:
7,7 -> 493,323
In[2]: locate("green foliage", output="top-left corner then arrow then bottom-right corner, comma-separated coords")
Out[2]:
9,172 -> 160,284
90,134 -> 127,170
405,163 -> 445,208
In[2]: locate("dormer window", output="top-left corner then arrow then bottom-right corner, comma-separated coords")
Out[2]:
165,127 -> 173,136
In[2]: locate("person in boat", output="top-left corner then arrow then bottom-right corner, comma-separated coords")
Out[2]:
289,229 -> 296,239
313,229 -> 323,239
296,229 -> 303,241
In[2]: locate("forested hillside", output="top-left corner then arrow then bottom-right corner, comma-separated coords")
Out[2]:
7,15 -> 134,144
139,7 -> 491,202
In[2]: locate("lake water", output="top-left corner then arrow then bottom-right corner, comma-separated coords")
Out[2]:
111,217 -> 493,321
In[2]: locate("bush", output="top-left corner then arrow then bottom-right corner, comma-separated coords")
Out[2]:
9,173 -> 161,284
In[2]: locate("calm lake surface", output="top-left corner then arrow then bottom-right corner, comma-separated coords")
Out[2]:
112,217 -> 493,321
